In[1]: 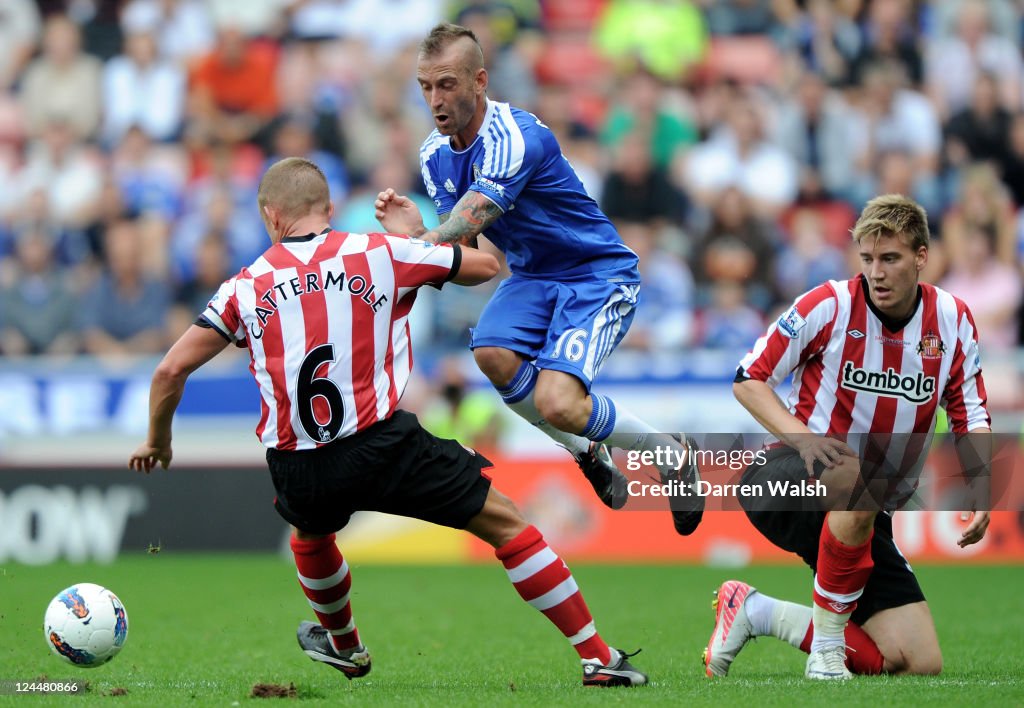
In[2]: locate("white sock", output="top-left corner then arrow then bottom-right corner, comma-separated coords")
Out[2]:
770,600 -> 813,649
496,360 -> 589,455
506,395 -> 589,455
810,604 -> 851,652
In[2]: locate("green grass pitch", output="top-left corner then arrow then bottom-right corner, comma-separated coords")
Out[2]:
1,555 -> 1021,706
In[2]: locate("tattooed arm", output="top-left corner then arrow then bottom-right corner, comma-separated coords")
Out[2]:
375,189 -> 502,248
422,191 -> 503,248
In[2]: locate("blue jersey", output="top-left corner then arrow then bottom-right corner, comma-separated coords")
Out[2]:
419,100 -> 638,280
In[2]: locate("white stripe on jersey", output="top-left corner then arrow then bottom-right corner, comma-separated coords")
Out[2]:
419,130 -> 448,200
274,264 -> 307,446
800,286 -> 847,434
365,244 -> 399,422
239,277 -> 279,448
320,251 -> 357,439
482,101 -> 526,180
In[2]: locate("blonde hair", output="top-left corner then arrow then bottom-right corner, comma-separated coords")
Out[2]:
257,157 -> 330,221
851,193 -> 930,251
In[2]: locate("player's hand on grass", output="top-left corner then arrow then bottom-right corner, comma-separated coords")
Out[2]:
375,188 -> 426,236
796,436 -> 856,477
128,443 -> 172,473
957,510 -> 989,548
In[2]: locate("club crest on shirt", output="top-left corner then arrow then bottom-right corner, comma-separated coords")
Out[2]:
917,331 -> 946,359
472,163 -> 481,181
777,306 -> 807,339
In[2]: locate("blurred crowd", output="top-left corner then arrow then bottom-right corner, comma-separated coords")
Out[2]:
1,0 -> 1023,374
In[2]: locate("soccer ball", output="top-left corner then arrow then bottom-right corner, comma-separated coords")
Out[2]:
44,583 -> 129,667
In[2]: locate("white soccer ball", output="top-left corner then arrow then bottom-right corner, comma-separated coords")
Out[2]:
44,583 -> 129,667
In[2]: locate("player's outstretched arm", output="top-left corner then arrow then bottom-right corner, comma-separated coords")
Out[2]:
425,191 -> 503,246
128,325 -> 230,473
450,246 -> 500,286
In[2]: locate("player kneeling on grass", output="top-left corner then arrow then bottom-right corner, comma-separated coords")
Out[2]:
701,194 -> 991,680
128,157 -> 647,688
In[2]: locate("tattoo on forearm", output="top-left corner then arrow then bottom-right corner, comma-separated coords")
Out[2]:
427,193 -> 501,247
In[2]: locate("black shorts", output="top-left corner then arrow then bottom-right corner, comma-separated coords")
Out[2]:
266,410 -> 493,535
740,447 -> 925,625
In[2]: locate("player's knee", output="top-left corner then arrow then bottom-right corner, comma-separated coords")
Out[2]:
473,347 -> 520,387
905,649 -> 942,675
466,488 -> 529,548
533,390 -> 586,432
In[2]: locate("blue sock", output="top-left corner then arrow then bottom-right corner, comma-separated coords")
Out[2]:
496,361 -> 538,405
582,393 -> 616,441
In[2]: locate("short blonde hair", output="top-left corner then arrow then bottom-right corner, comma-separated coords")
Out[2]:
851,193 -> 930,251
257,157 -> 330,221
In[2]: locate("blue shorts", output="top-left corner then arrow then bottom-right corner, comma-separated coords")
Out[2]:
469,274 -> 640,390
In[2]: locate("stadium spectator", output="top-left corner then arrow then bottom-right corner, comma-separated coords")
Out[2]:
264,112 -> 349,206
691,187 -> 779,312
940,163 -> 1017,269
705,194 -> 991,680
121,0 -> 215,65
187,23 -> 281,146
129,156 -> 648,688
600,131 -> 687,229
697,280 -> 764,350
615,221 -> 695,353
421,355 -> 504,455
789,0 -> 862,87
940,222 -> 1021,350
376,23 -> 704,520
0,0 -> 41,92
943,72 -> 1012,175
79,218 -> 170,357
172,181 -> 264,281
773,69 -> 857,201
683,92 -> 799,219
599,66 -> 698,171
925,0 -> 1022,119
167,233 -> 231,339
998,112 -> 1024,207
338,59 -> 426,183
847,60 -> 942,213
109,126 -> 187,224
0,227 -> 78,356
19,14 -> 102,141
11,118 -> 103,231
773,207 -> 848,303
847,0 -> 922,86
101,10 -> 188,146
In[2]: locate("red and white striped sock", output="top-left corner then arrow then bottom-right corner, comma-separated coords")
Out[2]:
495,525 -> 612,665
811,515 -> 874,653
290,534 -> 361,653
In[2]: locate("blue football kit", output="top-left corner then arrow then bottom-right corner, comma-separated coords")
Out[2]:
419,99 -> 640,387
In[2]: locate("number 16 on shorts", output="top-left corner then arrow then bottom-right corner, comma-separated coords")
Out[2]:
552,328 -> 588,362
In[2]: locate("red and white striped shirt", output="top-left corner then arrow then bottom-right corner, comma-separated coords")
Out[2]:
201,230 -> 460,450
738,276 -> 989,472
